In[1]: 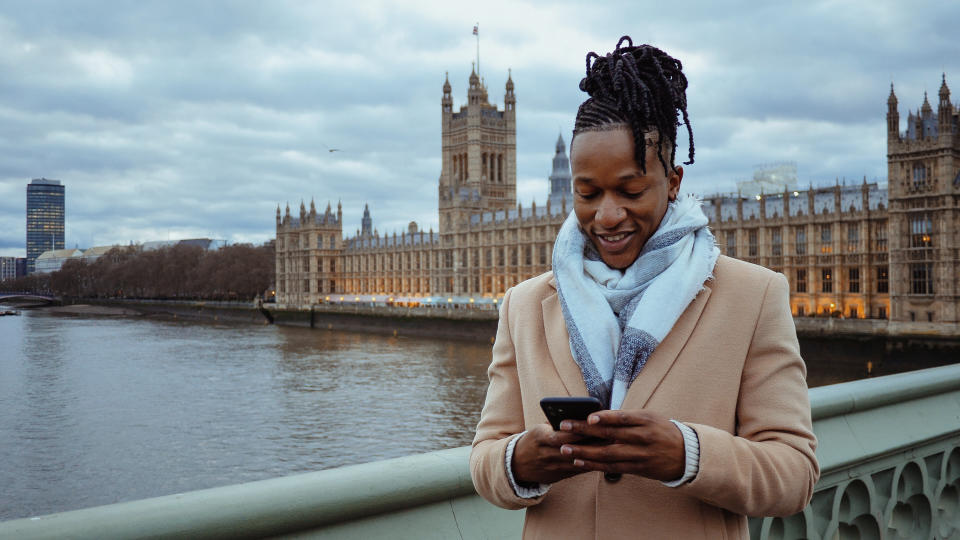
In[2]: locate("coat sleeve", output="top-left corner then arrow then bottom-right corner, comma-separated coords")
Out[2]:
680,272 -> 820,517
470,287 -> 546,509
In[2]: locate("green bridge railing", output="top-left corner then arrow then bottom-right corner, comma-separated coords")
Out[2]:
3,364 -> 960,539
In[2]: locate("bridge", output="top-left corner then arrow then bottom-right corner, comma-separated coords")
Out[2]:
0,293 -> 58,307
1,363 -> 959,539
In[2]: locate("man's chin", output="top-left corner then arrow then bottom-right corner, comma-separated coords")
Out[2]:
600,253 -> 633,270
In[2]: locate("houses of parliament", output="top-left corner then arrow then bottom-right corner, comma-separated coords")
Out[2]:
275,70 -> 960,324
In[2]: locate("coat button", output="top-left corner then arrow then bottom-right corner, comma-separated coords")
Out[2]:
604,472 -> 622,482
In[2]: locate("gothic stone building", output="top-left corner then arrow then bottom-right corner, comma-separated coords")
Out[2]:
703,182 -> 891,320
886,77 -> 960,323
705,77 -> 959,324
275,69 -> 573,307
275,73 -> 959,324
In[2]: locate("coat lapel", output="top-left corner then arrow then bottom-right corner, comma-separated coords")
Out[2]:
619,284 -> 713,411
542,278 -> 589,396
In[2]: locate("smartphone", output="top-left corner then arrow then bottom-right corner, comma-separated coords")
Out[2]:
539,396 -> 604,431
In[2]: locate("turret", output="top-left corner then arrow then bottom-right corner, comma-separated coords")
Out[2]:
337,200 -> 343,222
919,92 -> 935,139
276,205 -> 281,226
467,63 -> 484,105
361,203 -> 372,237
549,133 -> 572,209
299,200 -> 306,220
887,83 -> 899,142
504,68 -> 516,112
309,198 -> 316,217
442,72 -> 452,113
938,74 -> 952,134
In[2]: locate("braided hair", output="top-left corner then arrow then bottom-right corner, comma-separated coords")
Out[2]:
573,36 -> 694,176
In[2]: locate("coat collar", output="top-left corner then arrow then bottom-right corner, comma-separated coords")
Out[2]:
541,275 -> 713,408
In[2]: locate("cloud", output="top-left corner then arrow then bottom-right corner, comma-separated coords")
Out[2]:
0,0 -> 956,258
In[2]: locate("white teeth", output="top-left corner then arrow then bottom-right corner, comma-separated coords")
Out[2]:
602,233 -> 627,242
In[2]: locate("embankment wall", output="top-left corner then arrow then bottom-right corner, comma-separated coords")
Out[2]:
70,299 -> 960,348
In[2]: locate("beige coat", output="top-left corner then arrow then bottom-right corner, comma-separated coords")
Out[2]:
470,256 -> 819,539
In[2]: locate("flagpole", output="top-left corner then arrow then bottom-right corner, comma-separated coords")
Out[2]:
475,22 -> 480,76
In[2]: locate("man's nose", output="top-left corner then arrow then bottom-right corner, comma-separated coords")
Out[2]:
595,197 -> 625,228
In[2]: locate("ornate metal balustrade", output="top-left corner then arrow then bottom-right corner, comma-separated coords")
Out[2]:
2,364 -> 959,540
750,365 -> 960,539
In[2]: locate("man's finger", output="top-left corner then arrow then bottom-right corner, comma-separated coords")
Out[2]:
562,442 -> 647,462
587,409 -> 653,426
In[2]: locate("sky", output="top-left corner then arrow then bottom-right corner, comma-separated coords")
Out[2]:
0,0 -> 957,257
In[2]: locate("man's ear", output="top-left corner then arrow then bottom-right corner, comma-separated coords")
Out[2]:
668,166 -> 683,201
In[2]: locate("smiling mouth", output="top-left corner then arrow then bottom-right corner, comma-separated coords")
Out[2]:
600,232 -> 630,242
593,231 -> 636,253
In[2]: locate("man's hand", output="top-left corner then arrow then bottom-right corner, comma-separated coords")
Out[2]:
557,410 -> 686,481
511,423 -> 593,485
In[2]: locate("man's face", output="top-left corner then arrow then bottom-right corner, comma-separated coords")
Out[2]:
571,128 -> 682,270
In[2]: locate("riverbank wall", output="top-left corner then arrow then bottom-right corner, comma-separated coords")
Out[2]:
793,317 -> 960,349
59,298 -> 960,347
74,299 -> 270,325
269,304 -> 499,342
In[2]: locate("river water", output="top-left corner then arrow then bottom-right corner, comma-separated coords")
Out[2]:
0,308 -> 955,520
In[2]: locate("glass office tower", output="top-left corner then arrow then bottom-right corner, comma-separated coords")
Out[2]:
26,178 -> 65,274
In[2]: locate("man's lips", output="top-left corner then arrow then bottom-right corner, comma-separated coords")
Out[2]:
593,230 -> 635,251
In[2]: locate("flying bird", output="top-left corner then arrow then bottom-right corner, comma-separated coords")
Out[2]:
321,143 -> 341,153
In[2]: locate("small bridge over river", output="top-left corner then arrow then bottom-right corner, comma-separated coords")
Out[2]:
0,293 -> 59,307
1,363 -> 959,539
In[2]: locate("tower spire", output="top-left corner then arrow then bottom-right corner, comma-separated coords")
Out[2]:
361,203 -> 372,237
887,82 -> 900,142
938,73 -> 952,132
442,71 -> 452,113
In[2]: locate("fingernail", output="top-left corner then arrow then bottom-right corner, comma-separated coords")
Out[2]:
588,415 -> 599,424
561,445 -> 572,455
559,421 -> 571,431
573,459 -> 584,467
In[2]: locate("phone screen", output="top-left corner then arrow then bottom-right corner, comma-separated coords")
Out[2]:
539,396 -> 604,431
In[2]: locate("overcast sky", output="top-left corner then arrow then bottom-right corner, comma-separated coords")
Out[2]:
0,1 -> 957,257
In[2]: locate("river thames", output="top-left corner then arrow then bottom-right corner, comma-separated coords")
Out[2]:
1,308 -> 955,520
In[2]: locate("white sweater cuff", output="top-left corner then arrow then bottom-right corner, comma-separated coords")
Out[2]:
505,431 -> 551,498
661,420 -> 701,487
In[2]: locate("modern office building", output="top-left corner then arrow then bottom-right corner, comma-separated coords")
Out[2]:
26,178 -> 65,274
0,257 -> 19,282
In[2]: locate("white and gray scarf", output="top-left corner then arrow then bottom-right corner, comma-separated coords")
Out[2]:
552,194 -> 720,410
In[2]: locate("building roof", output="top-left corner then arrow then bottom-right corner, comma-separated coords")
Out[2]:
30,178 -> 62,186
36,249 -> 82,260
81,245 -> 120,258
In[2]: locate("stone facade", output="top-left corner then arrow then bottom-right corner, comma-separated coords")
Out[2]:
275,69 -> 570,306
275,74 -> 960,324
885,77 -> 960,323
702,182 -> 891,320
275,200 -> 344,307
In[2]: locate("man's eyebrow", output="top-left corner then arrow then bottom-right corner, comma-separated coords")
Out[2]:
575,174 -> 647,184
